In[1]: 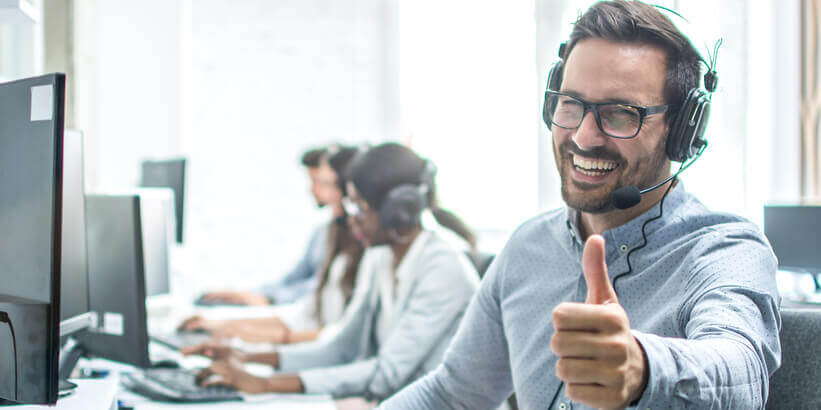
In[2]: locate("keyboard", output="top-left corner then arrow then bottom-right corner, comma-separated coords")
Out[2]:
123,368 -> 243,402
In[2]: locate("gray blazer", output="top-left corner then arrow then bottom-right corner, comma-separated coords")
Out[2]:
277,231 -> 479,400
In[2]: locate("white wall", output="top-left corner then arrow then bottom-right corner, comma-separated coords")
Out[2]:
399,0 -> 539,251
73,0 -> 397,291
183,0 -> 397,290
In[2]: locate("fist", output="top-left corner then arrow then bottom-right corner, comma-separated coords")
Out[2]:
549,235 -> 648,409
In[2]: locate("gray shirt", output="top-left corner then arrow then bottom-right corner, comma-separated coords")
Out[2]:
380,183 -> 781,409
259,223 -> 328,304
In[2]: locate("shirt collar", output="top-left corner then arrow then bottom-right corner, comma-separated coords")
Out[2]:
564,182 -> 689,263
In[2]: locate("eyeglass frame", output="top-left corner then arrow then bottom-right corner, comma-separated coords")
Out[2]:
543,90 -> 669,139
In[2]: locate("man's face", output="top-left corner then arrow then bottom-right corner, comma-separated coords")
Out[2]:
344,182 -> 389,247
552,38 -> 671,213
307,161 -> 341,208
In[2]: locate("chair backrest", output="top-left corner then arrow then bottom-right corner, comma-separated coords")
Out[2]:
767,308 -> 821,409
464,251 -> 495,279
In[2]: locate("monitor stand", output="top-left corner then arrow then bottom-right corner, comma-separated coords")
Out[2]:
58,380 -> 77,396
58,337 -> 87,397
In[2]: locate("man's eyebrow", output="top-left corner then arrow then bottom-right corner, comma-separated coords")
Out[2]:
560,88 -> 642,106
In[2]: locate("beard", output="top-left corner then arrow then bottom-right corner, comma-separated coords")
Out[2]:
553,136 -> 669,214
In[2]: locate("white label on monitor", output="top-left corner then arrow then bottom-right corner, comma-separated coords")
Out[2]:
103,312 -> 124,336
89,311 -> 100,331
30,85 -> 53,121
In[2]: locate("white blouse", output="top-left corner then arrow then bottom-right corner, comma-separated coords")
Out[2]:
273,253 -> 353,331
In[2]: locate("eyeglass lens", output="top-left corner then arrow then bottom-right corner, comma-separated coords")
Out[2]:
548,93 -> 642,138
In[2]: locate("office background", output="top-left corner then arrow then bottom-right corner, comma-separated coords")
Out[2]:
0,0 -> 804,292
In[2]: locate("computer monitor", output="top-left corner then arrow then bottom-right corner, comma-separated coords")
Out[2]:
0,73 -> 65,404
60,130 -> 92,333
78,194 -> 151,368
140,158 -> 186,243
137,188 -> 173,297
764,205 -> 821,281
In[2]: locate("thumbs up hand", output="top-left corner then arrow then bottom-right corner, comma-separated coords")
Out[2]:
550,235 -> 648,409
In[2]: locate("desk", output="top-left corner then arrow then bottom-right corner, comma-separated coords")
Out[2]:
65,358 -> 336,410
65,301 -> 340,410
14,374 -> 118,410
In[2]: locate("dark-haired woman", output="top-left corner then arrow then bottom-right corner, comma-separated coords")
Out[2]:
179,146 -> 365,344
182,143 -> 479,402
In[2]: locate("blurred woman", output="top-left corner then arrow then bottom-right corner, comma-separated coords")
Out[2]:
180,145 -> 365,344
182,142 -> 479,401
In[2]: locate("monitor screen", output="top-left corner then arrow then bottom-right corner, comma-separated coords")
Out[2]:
140,158 -> 186,243
764,205 -> 821,272
60,130 -> 90,322
0,74 -> 64,404
79,194 -> 151,368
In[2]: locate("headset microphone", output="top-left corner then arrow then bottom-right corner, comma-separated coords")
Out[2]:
611,186 -> 643,210
610,142 -> 707,210
612,173 -> 679,210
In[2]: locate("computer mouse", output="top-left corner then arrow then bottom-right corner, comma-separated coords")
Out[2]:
151,359 -> 181,369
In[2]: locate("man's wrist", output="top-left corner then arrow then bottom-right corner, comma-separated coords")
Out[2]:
628,335 -> 650,406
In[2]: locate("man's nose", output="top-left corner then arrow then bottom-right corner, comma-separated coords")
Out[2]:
572,111 -> 608,151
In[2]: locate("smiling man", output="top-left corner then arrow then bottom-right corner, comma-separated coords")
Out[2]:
379,1 -> 781,409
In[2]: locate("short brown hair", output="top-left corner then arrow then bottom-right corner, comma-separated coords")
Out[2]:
300,147 -> 327,168
562,0 -> 702,122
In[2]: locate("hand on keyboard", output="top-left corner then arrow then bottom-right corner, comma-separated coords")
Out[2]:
127,368 -> 243,402
195,291 -> 271,306
180,341 -> 248,362
196,359 -> 270,394
178,315 -> 224,332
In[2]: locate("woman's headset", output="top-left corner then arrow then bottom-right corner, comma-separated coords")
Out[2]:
378,160 -> 438,233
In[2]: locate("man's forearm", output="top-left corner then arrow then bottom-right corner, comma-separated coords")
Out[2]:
633,331 -> 771,408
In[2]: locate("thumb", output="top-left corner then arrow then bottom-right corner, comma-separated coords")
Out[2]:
583,234 -> 618,305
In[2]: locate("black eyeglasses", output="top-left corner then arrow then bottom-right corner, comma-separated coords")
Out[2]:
543,90 -> 668,139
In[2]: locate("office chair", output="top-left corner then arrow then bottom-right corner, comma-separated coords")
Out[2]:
766,308 -> 821,409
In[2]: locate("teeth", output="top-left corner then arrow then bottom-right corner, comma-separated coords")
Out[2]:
572,155 -> 618,172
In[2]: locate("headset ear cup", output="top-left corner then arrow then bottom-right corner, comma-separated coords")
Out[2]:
544,60 -> 564,127
666,88 -> 709,162
547,60 -> 563,91
379,185 -> 425,231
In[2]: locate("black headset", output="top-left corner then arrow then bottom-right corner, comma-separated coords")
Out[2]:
378,160 -> 438,232
543,41 -> 718,163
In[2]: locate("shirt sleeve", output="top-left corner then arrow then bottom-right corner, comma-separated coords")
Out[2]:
632,227 -> 781,409
300,254 -> 478,401
277,264 -> 375,372
260,224 -> 327,303
379,246 -> 515,409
